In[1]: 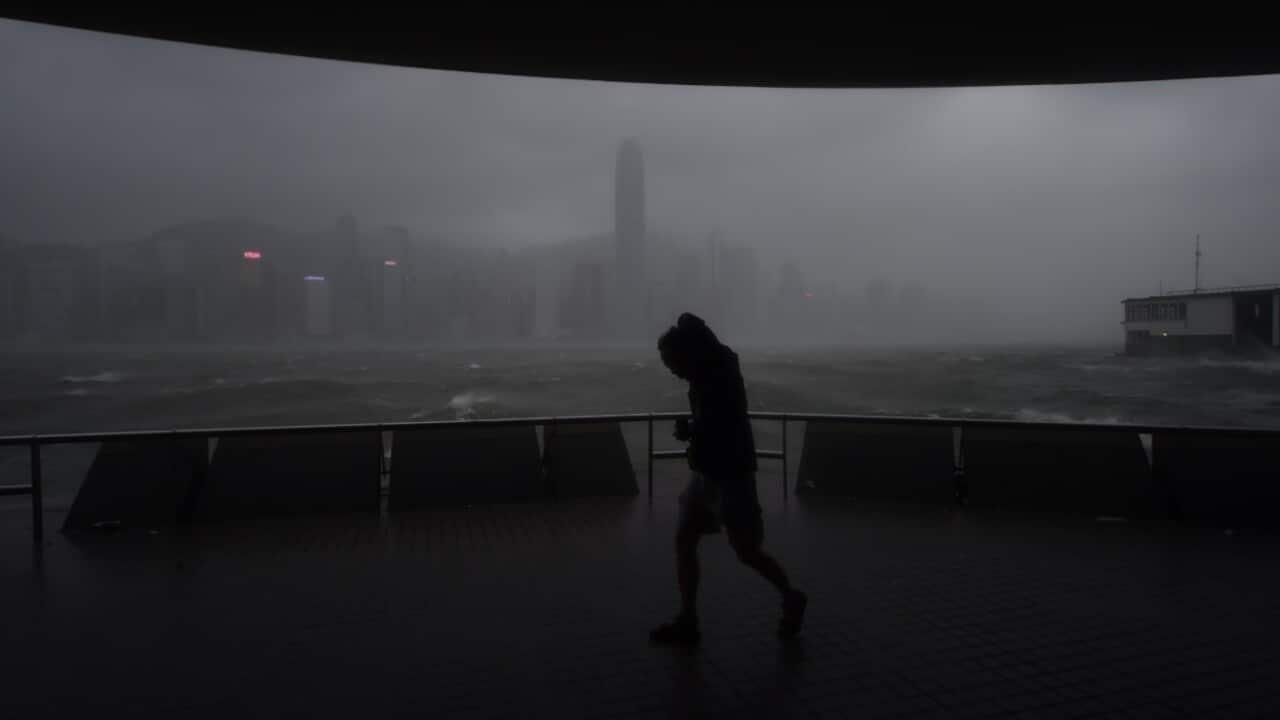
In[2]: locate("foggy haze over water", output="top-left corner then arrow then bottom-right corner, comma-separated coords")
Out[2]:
5,20 -> 1280,346
4,21 -> 1280,435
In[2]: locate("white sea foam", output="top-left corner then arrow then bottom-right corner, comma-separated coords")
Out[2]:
448,391 -> 496,419
60,371 -> 124,383
1197,358 -> 1280,375
1067,363 -> 1116,373
1015,408 -> 1122,425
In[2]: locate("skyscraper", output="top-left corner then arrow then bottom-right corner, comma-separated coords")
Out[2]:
721,243 -> 760,339
532,260 -> 561,340
614,138 -> 647,337
562,262 -> 605,338
331,214 -> 364,337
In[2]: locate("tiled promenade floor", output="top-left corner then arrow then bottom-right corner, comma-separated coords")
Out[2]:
3,455 -> 1279,718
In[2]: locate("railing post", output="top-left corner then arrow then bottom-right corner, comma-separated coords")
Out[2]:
781,416 -> 788,507
545,418 -> 559,501
30,439 -> 43,549
377,425 -> 388,508
647,414 -> 654,506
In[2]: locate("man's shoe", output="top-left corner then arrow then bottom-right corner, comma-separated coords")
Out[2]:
650,614 -> 701,645
779,590 -> 808,637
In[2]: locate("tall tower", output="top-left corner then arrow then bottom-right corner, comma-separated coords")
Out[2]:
615,139 -> 646,336
332,214 -> 365,337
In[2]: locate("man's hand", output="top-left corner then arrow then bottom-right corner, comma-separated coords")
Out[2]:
673,417 -> 692,442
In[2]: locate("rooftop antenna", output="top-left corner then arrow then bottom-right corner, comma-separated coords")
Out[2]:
1194,234 -> 1202,293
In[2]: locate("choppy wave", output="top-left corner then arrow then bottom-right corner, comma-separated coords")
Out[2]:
1066,363 -> 1122,373
7,345 -> 1280,433
1196,358 -> 1280,375
60,371 -> 125,383
448,391 -> 497,420
1014,408 -> 1123,425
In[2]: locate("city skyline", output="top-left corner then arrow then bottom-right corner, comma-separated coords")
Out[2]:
6,20 -> 1280,345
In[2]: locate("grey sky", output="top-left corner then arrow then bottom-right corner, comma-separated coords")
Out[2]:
4,20 -> 1280,340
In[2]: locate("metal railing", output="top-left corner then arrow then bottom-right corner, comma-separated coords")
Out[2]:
6,411 -> 1280,551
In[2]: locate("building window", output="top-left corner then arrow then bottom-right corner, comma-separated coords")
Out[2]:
1179,302 -> 1186,321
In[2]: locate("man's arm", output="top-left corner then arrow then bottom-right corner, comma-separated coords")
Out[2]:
674,417 -> 692,442
687,377 -> 739,453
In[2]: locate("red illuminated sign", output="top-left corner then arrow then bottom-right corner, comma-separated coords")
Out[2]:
243,251 -> 262,260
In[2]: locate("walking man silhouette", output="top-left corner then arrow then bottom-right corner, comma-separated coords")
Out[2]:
651,313 -> 807,645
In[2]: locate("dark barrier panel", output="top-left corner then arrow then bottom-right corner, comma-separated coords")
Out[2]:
0,447 -> 29,490
195,432 -> 381,520
796,422 -> 956,503
63,438 -> 206,531
390,426 -> 542,510
543,423 -> 637,498
964,427 -> 1151,516
1154,432 -> 1280,528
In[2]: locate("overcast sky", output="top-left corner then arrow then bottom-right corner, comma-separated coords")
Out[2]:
4,19 -> 1280,338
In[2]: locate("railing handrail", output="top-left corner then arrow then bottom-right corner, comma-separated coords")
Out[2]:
4,411 -> 1280,447
10,409 -> 1280,551
750,412 -> 1280,437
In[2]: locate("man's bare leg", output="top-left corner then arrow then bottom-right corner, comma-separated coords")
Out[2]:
677,527 -> 701,618
728,529 -> 808,636
651,517 -> 706,645
727,531 -> 791,595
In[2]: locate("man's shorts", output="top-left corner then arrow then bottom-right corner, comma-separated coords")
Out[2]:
678,470 -> 764,543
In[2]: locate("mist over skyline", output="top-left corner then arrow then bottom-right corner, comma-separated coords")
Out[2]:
5,20 -> 1280,344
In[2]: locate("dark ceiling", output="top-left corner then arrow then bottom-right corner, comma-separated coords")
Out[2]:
4,14 -> 1278,88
